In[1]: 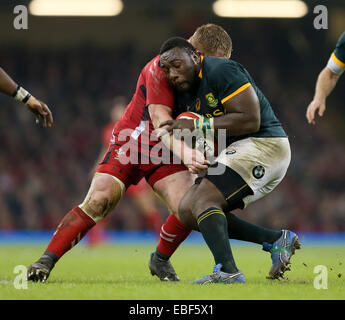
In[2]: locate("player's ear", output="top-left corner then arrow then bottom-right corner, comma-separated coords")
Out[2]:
192,51 -> 201,65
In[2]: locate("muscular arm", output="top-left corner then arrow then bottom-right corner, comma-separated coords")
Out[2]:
306,67 -> 340,124
214,85 -> 260,136
149,104 -> 209,172
0,67 -> 17,96
0,67 -> 53,127
159,86 -> 260,137
149,104 -> 181,158
314,67 -> 341,100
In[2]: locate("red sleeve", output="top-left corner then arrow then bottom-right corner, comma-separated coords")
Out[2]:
145,56 -> 174,109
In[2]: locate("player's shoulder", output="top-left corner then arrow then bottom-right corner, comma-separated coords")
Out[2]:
204,56 -> 233,69
332,31 -> 345,67
204,57 -> 244,74
139,54 -> 174,104
204,57 -> 248,83
141,54 -> 167,82
142,55 -> 160,74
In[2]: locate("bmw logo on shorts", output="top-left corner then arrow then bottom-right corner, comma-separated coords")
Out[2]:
252,165 -> 265,179
226,149 -> 236,155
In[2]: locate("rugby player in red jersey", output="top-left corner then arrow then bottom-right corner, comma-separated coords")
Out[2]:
87,97 -> 164,246
27,48 -> 209,283
27,24 -> 233,283
0,67 -> 53,128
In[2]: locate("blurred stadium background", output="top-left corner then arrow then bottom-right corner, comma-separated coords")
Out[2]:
0,0 -> 344,244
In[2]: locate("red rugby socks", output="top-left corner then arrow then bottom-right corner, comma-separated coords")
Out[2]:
45,206 -> 96,259
156,214 -> 191,259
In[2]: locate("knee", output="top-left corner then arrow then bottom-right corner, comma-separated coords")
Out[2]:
87,190 -> 112,216
178,194 -> 189,224
189,182 -> 225,216
80,174 -> 124,222
178,188 -> 199,231
82,190 -> 114,223
189,185 -> 208,216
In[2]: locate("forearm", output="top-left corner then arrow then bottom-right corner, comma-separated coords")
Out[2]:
0,67 -> 33,103
154,117 -> 189,162
0,68 -> 18,96
209,85 -> 260,136
149,104 -> 189,162
313,67 -> 340,102
158,130 -> 189,162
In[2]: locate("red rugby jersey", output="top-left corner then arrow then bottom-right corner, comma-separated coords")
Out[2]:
111,55 -> 174,150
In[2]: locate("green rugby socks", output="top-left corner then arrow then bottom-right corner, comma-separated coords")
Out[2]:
197,207 -> 238,274
226,212 -> 282,245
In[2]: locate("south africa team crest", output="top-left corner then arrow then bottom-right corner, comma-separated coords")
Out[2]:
252,165 -> 265,179
205,93 -> 218,108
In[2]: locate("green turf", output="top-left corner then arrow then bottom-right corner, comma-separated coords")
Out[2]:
0,244 -> 344,300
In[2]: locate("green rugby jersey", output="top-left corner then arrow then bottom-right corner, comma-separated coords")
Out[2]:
327,31 -> 345,75
182,56 -> 286,144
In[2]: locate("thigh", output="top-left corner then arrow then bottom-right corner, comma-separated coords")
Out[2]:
96,143 -> 143,189
178,176 -> 232,229
153,169 -> 195,216
213,137 -> 291,208
203,164 -> 253,211
189,177 -> 229,218
178,184 -> 199,230
147,162 -> 188,188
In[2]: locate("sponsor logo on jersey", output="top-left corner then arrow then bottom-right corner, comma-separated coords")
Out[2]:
205,93 -> 218,108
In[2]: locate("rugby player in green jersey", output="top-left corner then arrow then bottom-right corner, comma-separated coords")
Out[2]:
150,24 -> 303,282
0,67 -> 53,128
307,31 -> 345,124
159,37 -> 300,283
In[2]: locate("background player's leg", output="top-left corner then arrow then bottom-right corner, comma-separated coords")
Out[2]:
27,173 -> 125,282
87,219 -> 108,247
128,181 -> 163,235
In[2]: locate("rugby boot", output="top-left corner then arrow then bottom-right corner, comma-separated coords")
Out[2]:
27,252 -> 57,283
263,229 -> 301,280
191,264 -> 246,284
149,252 -> 180,281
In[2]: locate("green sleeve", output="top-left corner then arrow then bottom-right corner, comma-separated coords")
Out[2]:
333,31 -> 345,64
209,61 -> 251,104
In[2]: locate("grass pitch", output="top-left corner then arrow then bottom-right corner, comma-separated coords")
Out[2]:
0,244 -> 344,300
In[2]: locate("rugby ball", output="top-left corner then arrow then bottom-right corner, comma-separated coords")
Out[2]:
176,112 -> 216,158
176,111 -> 201,120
